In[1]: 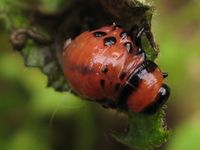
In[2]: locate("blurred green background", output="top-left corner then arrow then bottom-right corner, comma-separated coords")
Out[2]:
1,0 -> 200,150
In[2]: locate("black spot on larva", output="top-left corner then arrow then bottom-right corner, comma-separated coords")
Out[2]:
129,74 -> 140,89
101,66 -> 108,74
117,84 -> 133,109
124,42 -> 133,53
100,79 -> 105,89
117,73 -> 141,109
145,61 -> 157,73
93,31 -> 107,37
119,72 -> 126,80
120,31 -> 128,39
104,37 -> 116,46
115,83 -> 120,91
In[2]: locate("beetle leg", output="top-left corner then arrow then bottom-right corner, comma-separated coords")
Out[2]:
135,22 -> 158,51
144,26 -> 158,51
162,72 -> 168,78
135,26 -> 145,48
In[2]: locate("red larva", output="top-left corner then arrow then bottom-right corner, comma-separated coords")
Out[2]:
62,24 -> 170,113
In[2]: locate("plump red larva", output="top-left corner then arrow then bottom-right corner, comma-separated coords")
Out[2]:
62,24 -> 170,113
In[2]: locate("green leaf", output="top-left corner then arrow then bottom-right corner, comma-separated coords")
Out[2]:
38,0 -> 74,14
141,34 -> 159,61
167,115 -> 200,150
0,0 -> 28,29
0,0 -> 69,91
113,110 -> 170,150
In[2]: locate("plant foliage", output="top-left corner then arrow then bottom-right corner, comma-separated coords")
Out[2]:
0,0 -> 169,149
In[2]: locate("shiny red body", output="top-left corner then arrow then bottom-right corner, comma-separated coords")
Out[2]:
62,25 -> 168,113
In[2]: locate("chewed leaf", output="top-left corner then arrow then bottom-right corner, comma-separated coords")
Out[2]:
113,110 -> 170,150
0,0 -> 70,91
0,0 -> 169,149
21,41 -> 69,91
